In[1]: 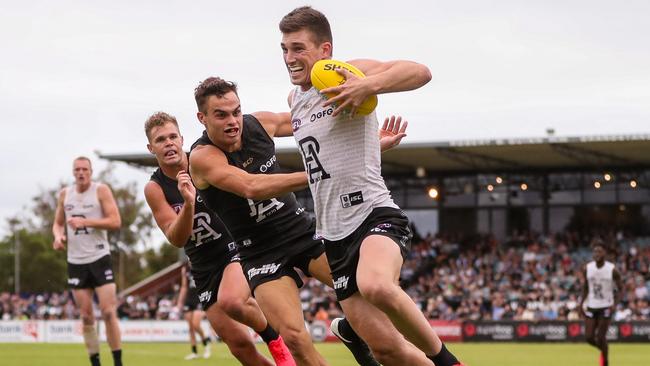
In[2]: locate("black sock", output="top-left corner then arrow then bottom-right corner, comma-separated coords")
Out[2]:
258,324 -> 280,344
90,353 -> 100,366
202,337 -> 210,346
427,343 -> 460,366
111,349 -> 122,366
191,345 -> 197,354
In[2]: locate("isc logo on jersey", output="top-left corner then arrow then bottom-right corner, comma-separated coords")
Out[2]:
340,191 -> 364,208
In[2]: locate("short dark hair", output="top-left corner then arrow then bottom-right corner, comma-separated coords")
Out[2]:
144,111 -> 179,141
279,6 -> 332,45
591,238 -> 607,251
194,77 -> 238,114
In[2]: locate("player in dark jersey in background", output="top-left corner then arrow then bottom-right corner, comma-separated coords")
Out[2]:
143,112 -> 295,366
189,77 -> 406,366
52,157 -> 124,366
580,240 -> 623,366
178,263 -> 211,360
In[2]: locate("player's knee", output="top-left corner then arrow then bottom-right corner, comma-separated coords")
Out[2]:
80,313 -> 95,325
100,307 -> 116,322
278,326 -> 310,354
358,281 -> 399,309
216,296 -> 246,319
368,343 -> 403,365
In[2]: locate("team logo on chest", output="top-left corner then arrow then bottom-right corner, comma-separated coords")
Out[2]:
192,212 -> 221,246
298,136 -> 330,184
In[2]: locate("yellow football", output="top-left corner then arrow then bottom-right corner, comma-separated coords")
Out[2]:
310,59 -> 378,116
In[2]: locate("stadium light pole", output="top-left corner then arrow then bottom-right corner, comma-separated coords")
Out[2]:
15,231 -> 20,294
8,217 -> 20,294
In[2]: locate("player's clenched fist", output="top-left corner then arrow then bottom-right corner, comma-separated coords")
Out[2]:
177,170 -> 196,204
53,234 -> 66,250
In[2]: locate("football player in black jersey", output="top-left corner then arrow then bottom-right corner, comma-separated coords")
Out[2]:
189,77 -> 406,366
144,112 -> 295,366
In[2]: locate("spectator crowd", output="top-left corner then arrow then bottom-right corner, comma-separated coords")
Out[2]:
2,230 -> 649,322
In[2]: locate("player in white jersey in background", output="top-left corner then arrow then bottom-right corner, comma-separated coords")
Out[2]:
279,6 -> 463,366
52,156 -> 123,366
580,240 -> 623,366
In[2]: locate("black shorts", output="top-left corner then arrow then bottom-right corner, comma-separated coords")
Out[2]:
240,219 -> 325,293
67,255 -> 115,289
324,207 -> 412,301
585,306 -> 612,319
193,254 -> 241,311
183,287 -> 201,312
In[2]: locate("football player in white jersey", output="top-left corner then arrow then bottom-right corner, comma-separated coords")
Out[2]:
279,6 -> 462,366
580,240 -> 623,366
52,157 -> 123,366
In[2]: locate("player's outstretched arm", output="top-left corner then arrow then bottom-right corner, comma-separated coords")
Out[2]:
52,188 -> 67,250
254,111 -> 293,138
144,175 -> 195,248
379,115 -> 408,152
190,145 -> 308,200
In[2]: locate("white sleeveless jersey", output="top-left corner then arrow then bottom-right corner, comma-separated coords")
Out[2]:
585,261 -> 615,308
63,182 -> 111,264
291,86 -> 397,240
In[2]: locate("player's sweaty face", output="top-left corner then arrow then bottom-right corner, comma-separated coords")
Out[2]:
202,92 -> 243,147
281,29 -> 329,88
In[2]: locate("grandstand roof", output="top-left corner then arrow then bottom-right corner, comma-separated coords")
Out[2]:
99,134 -> 650,176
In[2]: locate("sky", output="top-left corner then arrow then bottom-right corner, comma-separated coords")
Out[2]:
1,0 -> 649,238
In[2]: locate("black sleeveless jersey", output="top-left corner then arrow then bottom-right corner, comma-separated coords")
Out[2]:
190,114 -> 313,255
150,168 -> 236,271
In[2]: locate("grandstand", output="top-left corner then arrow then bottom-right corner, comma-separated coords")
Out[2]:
101,133 -> 650,240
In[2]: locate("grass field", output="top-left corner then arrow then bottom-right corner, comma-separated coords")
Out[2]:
1,342 -> 648,366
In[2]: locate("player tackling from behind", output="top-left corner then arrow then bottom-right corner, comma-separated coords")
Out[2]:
580,240 -> 623,366
279,6 -> 463,366
52,157 -> 123,366
143,112 -> 294,365
189,77 -> 406,366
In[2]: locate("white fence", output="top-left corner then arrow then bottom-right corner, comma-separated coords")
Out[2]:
0,320 -> 220,343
